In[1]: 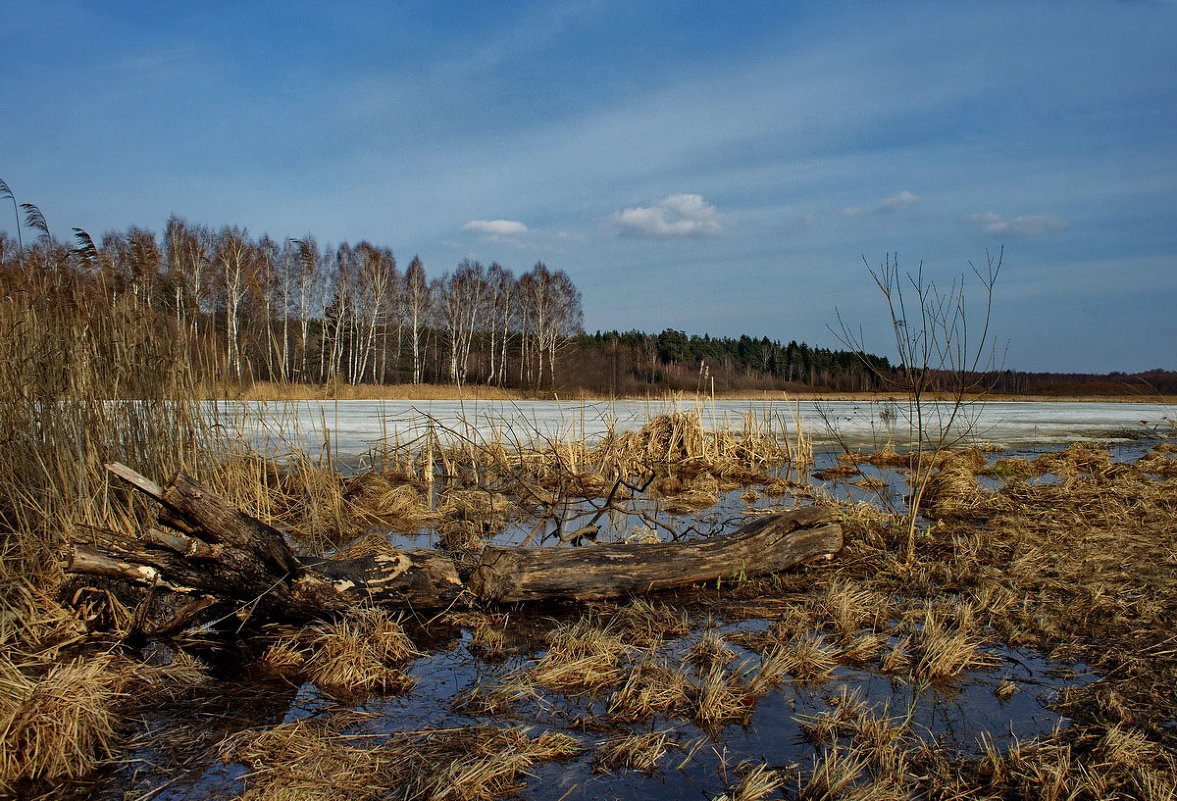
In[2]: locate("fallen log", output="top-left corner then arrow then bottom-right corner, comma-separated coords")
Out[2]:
469,507 -> 842,602
64,463 -> 842,628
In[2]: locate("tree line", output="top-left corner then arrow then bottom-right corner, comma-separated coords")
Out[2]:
1,183 -> 586,391
15,181 -> 1163,398
569,330 -> 893,394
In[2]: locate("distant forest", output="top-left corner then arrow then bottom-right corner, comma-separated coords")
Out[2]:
1,187 -> 1173,398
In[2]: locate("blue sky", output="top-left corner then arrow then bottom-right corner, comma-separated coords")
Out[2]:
3,1 -> 1175,373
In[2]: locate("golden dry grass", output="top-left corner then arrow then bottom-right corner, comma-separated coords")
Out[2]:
305,608 -> 420,699
529,620 -> 631,693
0,655 -> 122,788
224,714 -> 581,801
714,761 -> 785,801
7,288 -> 1175,801
593,729 -> 678,774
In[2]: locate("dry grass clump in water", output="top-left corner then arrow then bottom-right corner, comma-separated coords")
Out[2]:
605,411 -> 709,466
453,674 -> 543,717
693,662 -> 758,724
593,729 -> 678,774
0,655 -> 122,788
918,453 -> 988,517
687,628 -> 738,671
1030,442 -> 1116,479
983,455 -> 1040,481
772,632 -> 838,683
592,408 -> 797,476
128,651 -> 212,700
812,464 -> 861,481
660,471 -> 721,513
305,607 -> 420,698
714,761 -> 785,801
452,611 -> 511,660
436,487 -> 514,551
902,604 -> 998,682
1135,442 -> 1177,478
605,598 -> 690,647
815,580 -> 892,641
608,658 -> 694,722
801,688 -> 907,768
225,715 -> 580,801
529,620 -> 631,692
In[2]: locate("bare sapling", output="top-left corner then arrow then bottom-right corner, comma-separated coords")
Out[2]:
834,248 -> 1002,563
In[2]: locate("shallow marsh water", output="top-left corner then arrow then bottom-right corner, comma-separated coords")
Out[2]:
79,440 -> 1156,801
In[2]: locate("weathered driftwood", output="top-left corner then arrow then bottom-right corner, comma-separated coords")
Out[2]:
65,463 -> 842,627
468,507 -> 842,602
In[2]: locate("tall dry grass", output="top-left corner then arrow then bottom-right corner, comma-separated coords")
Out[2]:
0,275 -> 210,786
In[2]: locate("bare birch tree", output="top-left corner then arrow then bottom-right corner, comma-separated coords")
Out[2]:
404,256 -> 430,384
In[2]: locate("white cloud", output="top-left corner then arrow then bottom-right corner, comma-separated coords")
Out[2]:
841,190 -> 922,217
609,193 -> 723,238
961,211 -> 1067,236
462,219 -> 529,235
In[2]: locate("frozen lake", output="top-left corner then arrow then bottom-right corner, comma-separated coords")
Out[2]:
206,398 -> 1175,466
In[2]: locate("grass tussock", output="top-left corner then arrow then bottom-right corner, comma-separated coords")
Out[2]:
224,715 -> 581,801
0,655 -> 123,788
714,761 -> 785,801
593,729 -> 678,774
905,604 -> 999,682
608,658 -> 694,722
453,674 -> 543,717
305,608 -> 420,698
529,620 -> 631,693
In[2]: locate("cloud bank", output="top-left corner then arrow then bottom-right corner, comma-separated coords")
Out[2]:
609,193 -> 723,238
961,212 -> 1067,236
841,190 -> 922,217
462,219 -> 529,235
